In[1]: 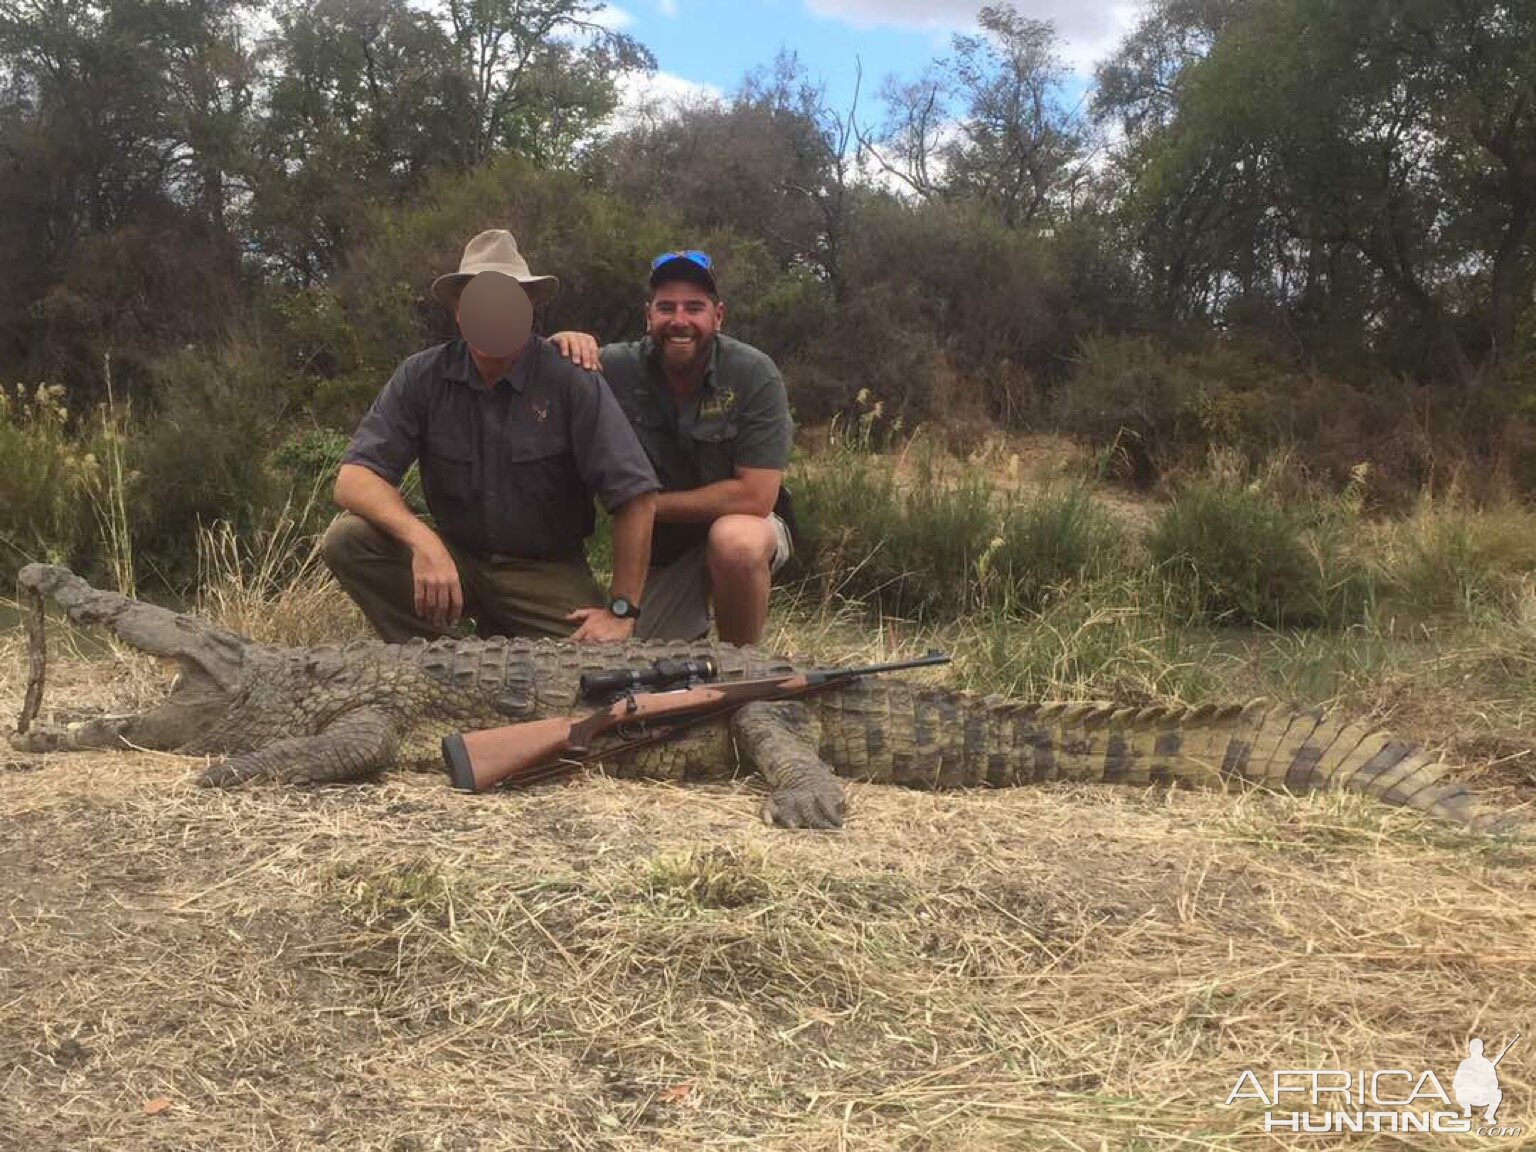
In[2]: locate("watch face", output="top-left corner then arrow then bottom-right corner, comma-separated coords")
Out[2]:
610,597 -> 632,618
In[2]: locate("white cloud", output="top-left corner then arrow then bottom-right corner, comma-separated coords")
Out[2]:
804,0 -> 1139,71
592,4 -> 636,31
805,0 -> 959,31
604,70 -> 726,134
658,0 -> 679,15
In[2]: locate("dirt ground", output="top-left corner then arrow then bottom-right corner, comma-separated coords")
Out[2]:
2,642 -> 1535,1150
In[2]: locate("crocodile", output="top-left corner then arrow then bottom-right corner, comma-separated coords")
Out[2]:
6,563 -> 1522,834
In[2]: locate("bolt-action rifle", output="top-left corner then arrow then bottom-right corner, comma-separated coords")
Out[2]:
442,652 -> 951,793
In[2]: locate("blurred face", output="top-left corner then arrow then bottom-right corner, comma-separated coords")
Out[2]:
647,280 -> 724,375
456,272 -> 532,358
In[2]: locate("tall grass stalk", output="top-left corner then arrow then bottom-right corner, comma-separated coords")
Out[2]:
88,353 -> 136,597
195,472 -> 362,646
948,576 -> 1224,704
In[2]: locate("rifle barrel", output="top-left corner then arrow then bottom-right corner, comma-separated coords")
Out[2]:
806,651 -> 951,685
1492,1033 -> 1521,1066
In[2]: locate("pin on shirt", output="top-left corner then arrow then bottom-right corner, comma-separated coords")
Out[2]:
697,389 -> 737,422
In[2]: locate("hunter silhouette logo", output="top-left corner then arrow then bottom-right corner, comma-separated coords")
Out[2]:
1455,1035 -> 1519,1124
1224,1034 -> 1523,1136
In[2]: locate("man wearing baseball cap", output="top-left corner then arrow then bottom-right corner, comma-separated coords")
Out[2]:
551,249 -> 794,645
323,229 -> 659,644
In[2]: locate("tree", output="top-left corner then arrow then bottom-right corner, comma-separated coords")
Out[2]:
864,4 -> 1086,229
1104,0 -> 1536,378
248,0 -> 653,283
249,0 -> 473,283
0,0 -> 255,387
737,51 -> 865,301
1093,0 -> 1240,140
944,5 -> 1086,227
590,53 -> 847,280
441,0 -> 651,166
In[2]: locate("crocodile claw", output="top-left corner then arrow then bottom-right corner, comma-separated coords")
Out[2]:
762,777 -> 845,829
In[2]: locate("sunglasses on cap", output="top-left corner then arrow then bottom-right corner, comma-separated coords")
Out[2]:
650,249 -> 713,272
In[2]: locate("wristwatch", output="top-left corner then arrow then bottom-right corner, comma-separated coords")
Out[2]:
607,596 -> 642,620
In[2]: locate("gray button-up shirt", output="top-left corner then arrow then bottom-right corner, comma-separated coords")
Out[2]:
343,338 -> 658,562
600,334 -> 793,565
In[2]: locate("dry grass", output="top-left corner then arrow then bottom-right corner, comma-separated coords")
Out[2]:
194,514 -> 367,648
2,614 -> 1535,1150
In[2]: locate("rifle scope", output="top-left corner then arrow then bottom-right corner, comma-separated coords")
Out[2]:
579,656 -> 719,702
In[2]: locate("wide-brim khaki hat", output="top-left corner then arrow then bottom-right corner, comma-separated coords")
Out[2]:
431,229 -> 560,307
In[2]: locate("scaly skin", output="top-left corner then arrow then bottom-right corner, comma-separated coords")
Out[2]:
7,564 -> 1521,834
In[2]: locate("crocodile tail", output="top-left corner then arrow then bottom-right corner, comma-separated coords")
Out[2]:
1215,704 -> 1517,833
1009,696 -> 1518,833
824,683 -> 1518,833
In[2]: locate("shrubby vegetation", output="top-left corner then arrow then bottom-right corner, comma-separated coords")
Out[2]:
0,385 -> 100,573
0,0 -> 1530,608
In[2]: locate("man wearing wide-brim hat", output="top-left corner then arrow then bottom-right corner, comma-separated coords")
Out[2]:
322,229 -> 659,643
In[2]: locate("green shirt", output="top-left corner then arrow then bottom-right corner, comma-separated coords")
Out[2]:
600,334 -> 793,565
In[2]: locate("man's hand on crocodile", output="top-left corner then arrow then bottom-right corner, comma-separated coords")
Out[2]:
411,539 -> 463,627
566,606 -> 635,644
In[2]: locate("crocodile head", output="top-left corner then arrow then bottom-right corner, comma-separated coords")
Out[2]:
15,563 -> 256,751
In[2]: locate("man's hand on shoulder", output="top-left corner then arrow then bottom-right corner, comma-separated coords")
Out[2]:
549,331 -> 601,371
410,537 -> 464,627
566,606 -> 636,644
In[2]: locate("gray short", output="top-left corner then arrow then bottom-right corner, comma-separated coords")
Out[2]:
636,514 -> 793,641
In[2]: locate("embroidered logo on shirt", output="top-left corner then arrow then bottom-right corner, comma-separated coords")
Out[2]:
531,400 -> 550,423
697,390 -> 737,423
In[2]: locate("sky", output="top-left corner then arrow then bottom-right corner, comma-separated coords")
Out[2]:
601,0 -> 1142,122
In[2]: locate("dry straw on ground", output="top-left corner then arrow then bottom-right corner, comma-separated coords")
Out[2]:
1,613 -> 1534,1150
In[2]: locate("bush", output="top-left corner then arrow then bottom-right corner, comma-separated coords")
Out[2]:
792,418 -> 1125,620
783,284 -> 973,437
1149,477 -> 1372,628
1377,498 -> 1536,620
791,431 -> 987,619
988,486 -> 1126,612
0,384 -> 97,578
1056,334 -> 1298,488
129,343 -> 290,589
845,198 -> 1056,424
338,157 -> 687,364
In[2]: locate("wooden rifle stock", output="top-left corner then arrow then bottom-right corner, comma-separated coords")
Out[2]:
444,677 -> 803,793
444,653 -> 951,794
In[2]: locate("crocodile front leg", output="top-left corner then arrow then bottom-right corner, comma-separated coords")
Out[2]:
731,700 -> 843,830
198,709 -> 400,787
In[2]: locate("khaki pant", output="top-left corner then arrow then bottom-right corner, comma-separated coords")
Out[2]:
637,513 -> 794,641
321,512 -> 604,643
